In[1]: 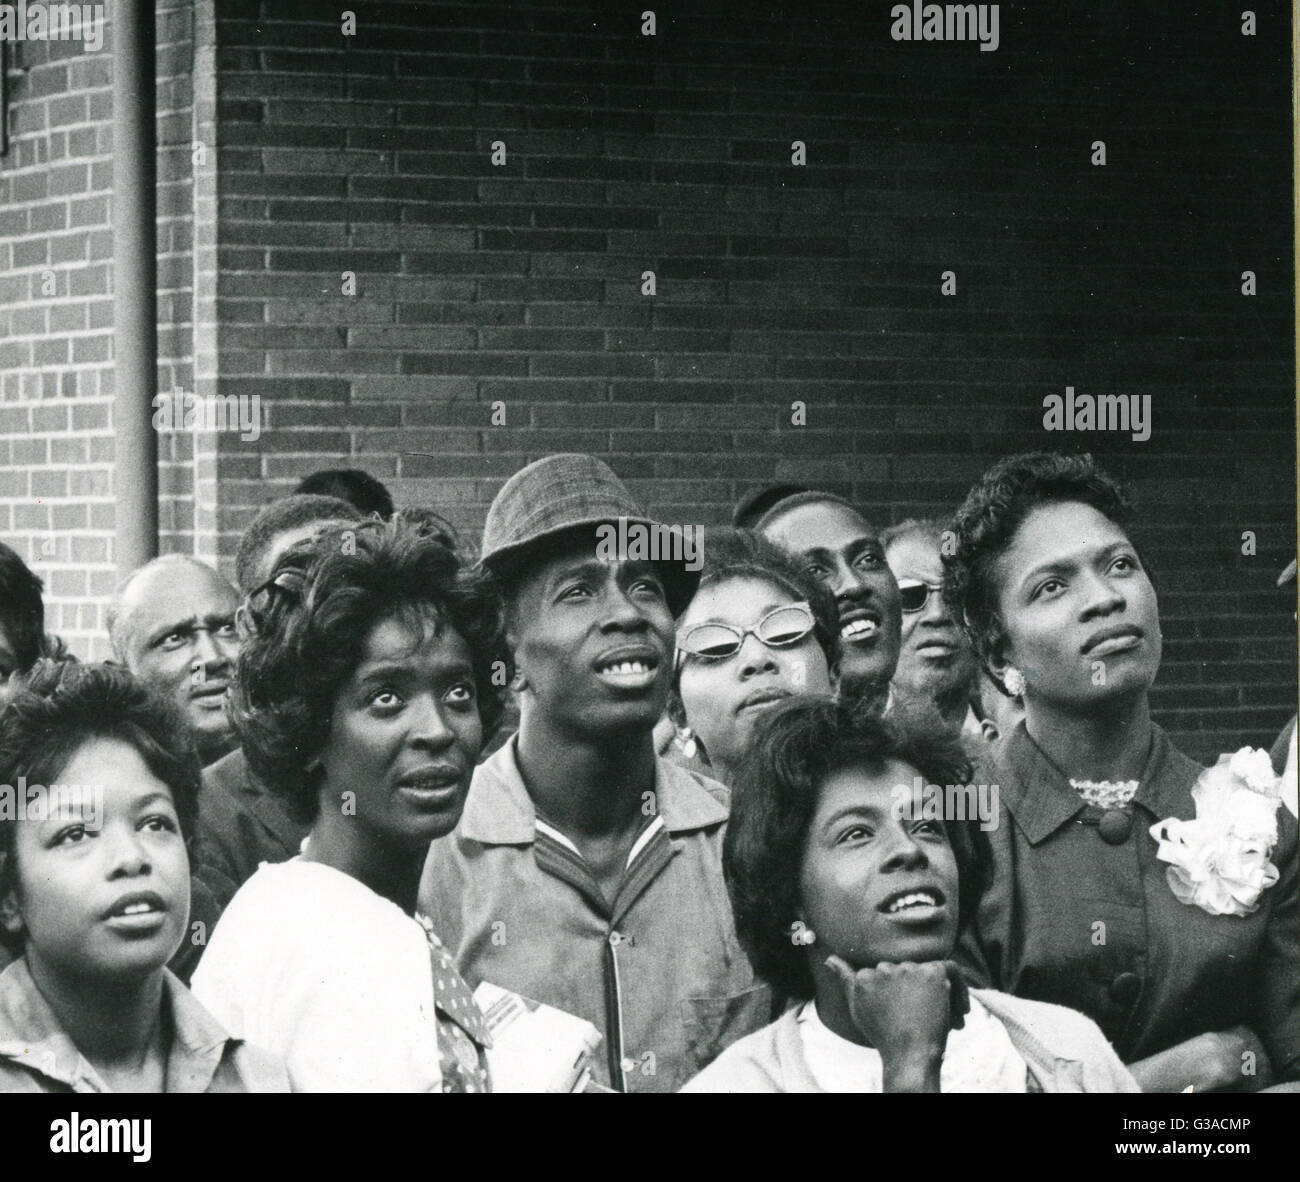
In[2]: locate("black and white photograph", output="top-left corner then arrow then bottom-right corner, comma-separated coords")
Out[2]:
0,0 -> 1296,1156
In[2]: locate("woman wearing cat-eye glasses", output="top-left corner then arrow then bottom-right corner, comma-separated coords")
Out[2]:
668,529 -> 840,789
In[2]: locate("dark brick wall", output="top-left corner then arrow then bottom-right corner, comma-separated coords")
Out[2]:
207,1 -> 1296,761
2,1 -> 1294,759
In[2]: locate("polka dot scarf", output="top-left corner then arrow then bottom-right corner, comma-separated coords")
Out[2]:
418,914 -> 492,1094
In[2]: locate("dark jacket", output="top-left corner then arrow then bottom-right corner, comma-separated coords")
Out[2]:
192,747 -> 309,909
957,721 -> 1300,1080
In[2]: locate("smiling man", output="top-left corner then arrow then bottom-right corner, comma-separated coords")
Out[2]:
755,491 -> 903,712
882,519 -> 980,737
107,556 -> 241,768
418,454 -> 770,1092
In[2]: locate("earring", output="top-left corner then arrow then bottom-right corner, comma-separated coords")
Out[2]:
675,726 -> 698,760
1003,667 -> 1025,697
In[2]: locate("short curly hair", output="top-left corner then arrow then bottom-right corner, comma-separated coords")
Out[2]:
231,517 -> 510,824
234,493 -> 363,593
941,452 -> 1134,693
0,542 -> 47,677
724,694 -> 990,1001
0,660 -> 202,953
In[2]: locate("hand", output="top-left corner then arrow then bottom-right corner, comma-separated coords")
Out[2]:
1129,1026 -> 1274,1093
824,956 -> 970,1091
1210,1025 -> 1274,1092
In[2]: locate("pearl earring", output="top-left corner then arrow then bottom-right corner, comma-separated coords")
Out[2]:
1003,667 -> 1025,697
675,726 -> 698,760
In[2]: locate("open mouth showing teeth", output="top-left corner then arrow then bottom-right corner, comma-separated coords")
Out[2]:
840,619 -> 879,642
121,902 -> 156,916
599,660 -> 654,675
882,890 -> 941,914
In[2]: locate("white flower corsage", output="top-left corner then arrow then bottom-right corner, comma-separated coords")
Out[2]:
1148,747 -> 1282,918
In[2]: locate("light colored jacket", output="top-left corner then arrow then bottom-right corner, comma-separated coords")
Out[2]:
0,957 -> 289,1093
680,988 -> 1140,1093
419,735 -> 770,1093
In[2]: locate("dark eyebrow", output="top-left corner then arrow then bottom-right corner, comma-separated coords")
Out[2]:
202,612 -> 236,629
818,803 -> 889,836
355,658 -> 476,685
1018,540 -> 1132,593
133,790 -> 177,811
145,617 -> 199,647
548,559 -> 611,587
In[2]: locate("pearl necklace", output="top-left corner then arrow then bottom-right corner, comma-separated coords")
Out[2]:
1069,779 -> 1140,809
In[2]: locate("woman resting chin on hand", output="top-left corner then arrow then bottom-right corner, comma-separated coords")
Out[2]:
680,695 -> 1137,1093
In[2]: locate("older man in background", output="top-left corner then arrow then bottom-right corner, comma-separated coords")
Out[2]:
107,555 -> 241,768
881,518 -> 981,740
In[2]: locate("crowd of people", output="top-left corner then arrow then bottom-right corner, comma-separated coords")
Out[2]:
0,451 -> 1295,1093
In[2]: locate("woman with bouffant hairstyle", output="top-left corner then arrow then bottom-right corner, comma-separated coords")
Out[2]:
193,517 -> 509,1092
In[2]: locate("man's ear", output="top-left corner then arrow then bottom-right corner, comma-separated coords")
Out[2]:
980,718 -> 1000,744
502,603 -> 527,692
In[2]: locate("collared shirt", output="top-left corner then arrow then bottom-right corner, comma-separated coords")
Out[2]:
417,736 -> 771,1093
0,957 -> 289,1093
957,721 -> 1300,1079
680,989 -> 1138,1093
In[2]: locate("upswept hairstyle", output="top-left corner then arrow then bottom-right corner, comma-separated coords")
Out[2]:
390,505 -> 459,552
0,660 -> 202,950
724,694 -> 990,1001
671,527 -> 841,713
0,542 -> 48,677
231,517 -> 510,824
941,452 -> 1134,692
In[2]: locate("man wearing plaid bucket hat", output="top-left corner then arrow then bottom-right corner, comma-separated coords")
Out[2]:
418,454 -> 770,1092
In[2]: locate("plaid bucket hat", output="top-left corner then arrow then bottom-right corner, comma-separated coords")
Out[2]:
479,454 -> 700,616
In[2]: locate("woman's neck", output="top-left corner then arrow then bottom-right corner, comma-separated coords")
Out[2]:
303,811 -> 424,913
516,713 -> 656,840
25,950 -> 164,1071
1023,690 -> 1153,782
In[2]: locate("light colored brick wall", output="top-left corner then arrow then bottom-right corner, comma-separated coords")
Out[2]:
0,17 -> 116,657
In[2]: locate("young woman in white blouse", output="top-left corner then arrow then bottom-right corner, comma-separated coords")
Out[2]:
682,695 -> 1137,1093
192,517 -> 508,1092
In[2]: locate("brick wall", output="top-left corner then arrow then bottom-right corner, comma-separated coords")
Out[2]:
2,1 -> 1295,759
0,2 -> 198,658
